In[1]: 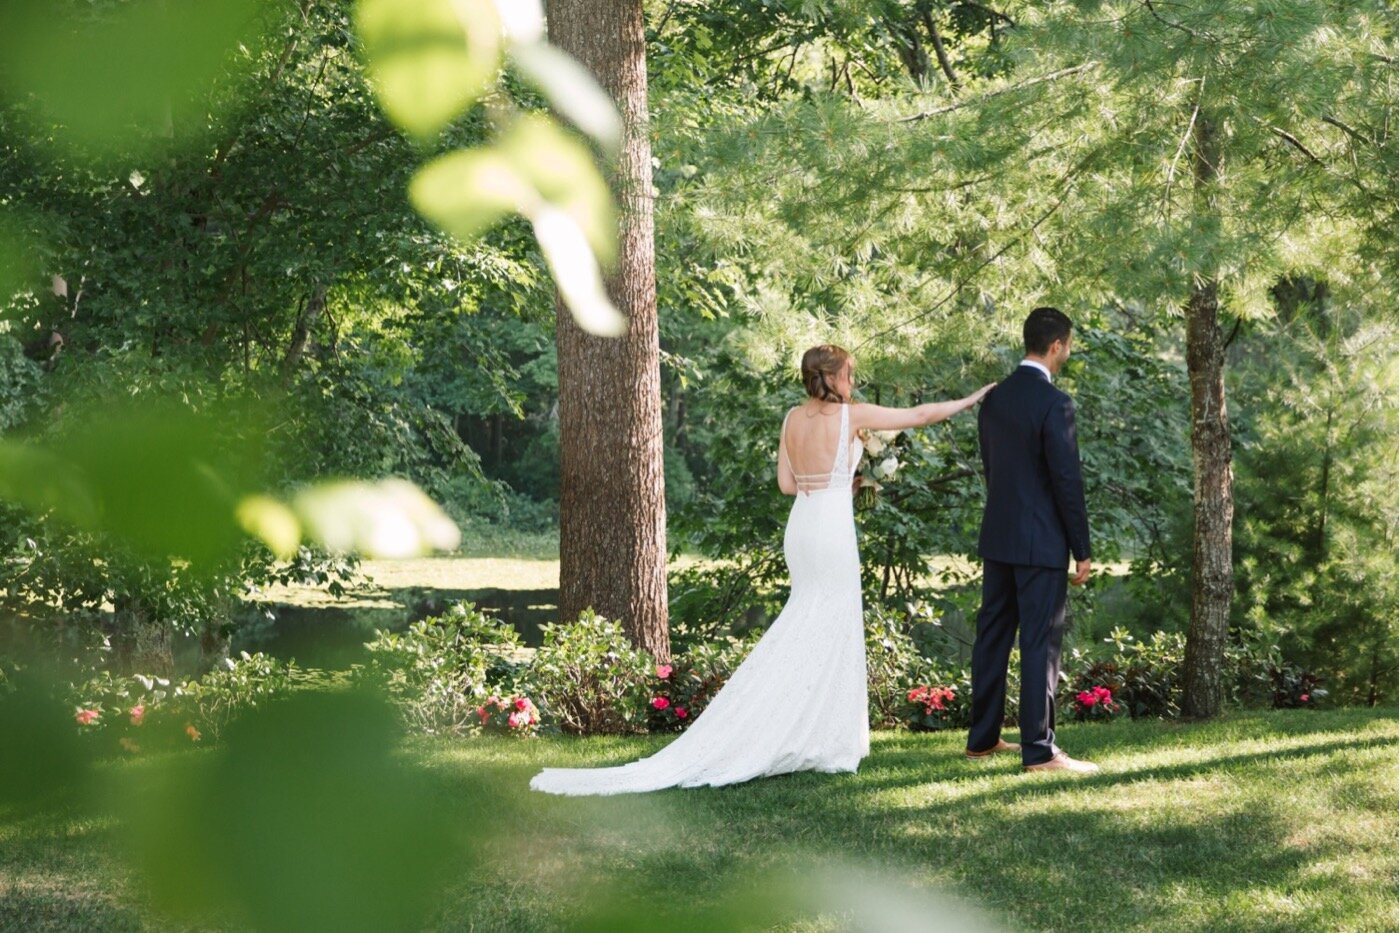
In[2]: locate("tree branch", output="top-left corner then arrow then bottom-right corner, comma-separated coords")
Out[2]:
898,63 -> 1096,123
921,9 -> 961,90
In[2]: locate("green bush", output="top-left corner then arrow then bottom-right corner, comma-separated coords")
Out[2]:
645,628 -> 762,731
530,611 -> 652,735
1064,627 -> 1184,720
70,651 -> 306,750
363,603 -> 525,736
865,605 -> 937,728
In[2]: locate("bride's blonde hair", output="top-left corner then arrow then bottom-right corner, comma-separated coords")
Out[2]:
801,344 -> 852,403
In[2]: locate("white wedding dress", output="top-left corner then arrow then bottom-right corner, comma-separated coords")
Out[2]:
530,402 -> 868,796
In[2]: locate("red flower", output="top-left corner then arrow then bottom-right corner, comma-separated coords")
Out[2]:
1299,693 -> 1309,702
651,697 -> 670,710
129,704 -> 145,726
1076,691 -> 1098,707
75,709 -> 99,726
676,708 -> 688,719
514,697 -> 529,711
656,664 -> 673,679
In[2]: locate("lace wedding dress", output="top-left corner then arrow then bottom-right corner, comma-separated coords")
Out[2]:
530,403 -> 868,796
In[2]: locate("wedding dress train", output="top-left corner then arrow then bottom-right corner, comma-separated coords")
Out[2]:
530,403 -> 867,796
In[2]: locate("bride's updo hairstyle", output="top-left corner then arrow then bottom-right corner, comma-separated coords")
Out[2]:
801,344 -> 852,403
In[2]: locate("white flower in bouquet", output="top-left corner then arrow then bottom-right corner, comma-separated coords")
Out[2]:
873,456 -> 900,480
860,429 -> 903,457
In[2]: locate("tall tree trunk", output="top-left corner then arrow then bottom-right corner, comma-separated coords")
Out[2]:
548,0 -> 670,661
1181,111 -> 1234,720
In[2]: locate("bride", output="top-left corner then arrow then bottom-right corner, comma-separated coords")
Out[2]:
530,345 -> 993,796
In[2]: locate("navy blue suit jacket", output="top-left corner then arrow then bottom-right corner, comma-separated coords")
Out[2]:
976,364 -> 1091,569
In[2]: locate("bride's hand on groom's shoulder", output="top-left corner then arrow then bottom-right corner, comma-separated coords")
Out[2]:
967,383 -> 996,408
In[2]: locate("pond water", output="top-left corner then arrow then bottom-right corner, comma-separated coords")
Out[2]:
234,587 -> 558,669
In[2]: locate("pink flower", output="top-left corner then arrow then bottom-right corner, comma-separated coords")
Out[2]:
656,664 -> 673,679
507,712 -> 522,729
1092,686 -> 1112,701
651,696 -> 670,710
514,697 -> 528,711
1076,691 -> 1098,707
1299,693 -> 1309,702
129,704 -> 145,726
476,706 -> 489,723
676,708 -> 688,719
75,709 -> 100,726
907,688 -> 922,702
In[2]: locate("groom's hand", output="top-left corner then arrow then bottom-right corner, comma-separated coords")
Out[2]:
1071,559 -> 1092,587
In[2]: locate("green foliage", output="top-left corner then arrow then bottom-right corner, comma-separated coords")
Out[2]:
645,628 -> 762,731
362,602 -> 526,735
864,604 -> 936,727
69,651 -> 321,749
1231,311 -> 1398,706
530,610 -> 653,735
0,331 -> 42,431
1066,627 -> 1186,720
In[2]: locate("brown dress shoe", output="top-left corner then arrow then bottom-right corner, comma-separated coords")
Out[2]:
1022,752 -> 1100,774
965,738 -> 1022,760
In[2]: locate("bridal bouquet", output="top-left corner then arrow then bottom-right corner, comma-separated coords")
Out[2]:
855,429 -> 903,510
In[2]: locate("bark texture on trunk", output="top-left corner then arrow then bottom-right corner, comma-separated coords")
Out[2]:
1181,110 -> 1234,720
548,0 -> 670,661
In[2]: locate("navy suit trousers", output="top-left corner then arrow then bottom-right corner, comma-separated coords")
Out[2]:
967,559 -> 1068,766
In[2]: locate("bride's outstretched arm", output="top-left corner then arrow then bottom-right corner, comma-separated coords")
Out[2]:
851,383 -> 996,431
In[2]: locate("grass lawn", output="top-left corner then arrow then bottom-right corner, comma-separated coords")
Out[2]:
1,708 -> 1394,931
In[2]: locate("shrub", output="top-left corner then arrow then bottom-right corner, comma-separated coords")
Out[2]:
1066,628 -> 1184,719
530,611 -> 652,735
363,603 -> 525,736
1069,685 -> 1125,722
71,651 -> 303,749
902,684 -> 966,732
474,694 -> 541,736
865,605 -> 938,728
645,631 -> 761,732
1270,665 -> 1328,710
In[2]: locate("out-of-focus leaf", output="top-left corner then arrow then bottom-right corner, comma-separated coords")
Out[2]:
293,478 -> 462,558
531,205 -> 627,337
499,115 -> 617,264
235,495 -> 300,560
0,0 -> 268,158
408,114 -> 623,336
0,668 -> 89,810
491,0 -> 543,44
0,441 -> 96,526
0,402 -> 260,568
355,0 -> 502,139
122,688 -> 461,931
510,42 -> 622,154
408,148 -> 535,242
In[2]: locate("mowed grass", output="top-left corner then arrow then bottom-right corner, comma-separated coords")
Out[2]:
1,708 -> 1393,931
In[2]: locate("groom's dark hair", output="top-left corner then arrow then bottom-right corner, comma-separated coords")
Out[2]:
1023,306 -> 1073,355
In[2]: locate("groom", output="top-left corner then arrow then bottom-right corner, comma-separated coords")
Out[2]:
965,307 -> 1099,774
